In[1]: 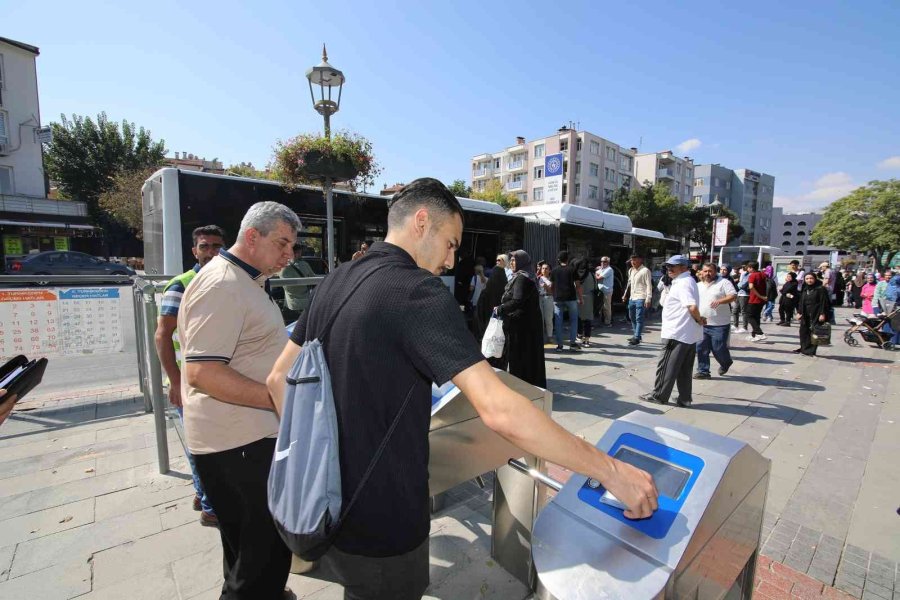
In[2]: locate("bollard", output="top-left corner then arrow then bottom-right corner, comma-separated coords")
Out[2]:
142,283 -> 169,474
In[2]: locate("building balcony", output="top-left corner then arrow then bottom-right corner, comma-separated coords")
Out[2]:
506,180 -> 524,191
506,160 -> 526,172
657,168 -> 675,180
473,168 -> 491,179
658,151 -> 675,164
0,194 -> 89,217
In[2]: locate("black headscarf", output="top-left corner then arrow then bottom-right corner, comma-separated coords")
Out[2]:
510,250 -> 535,281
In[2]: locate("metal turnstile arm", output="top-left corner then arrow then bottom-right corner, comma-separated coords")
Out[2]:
507,459 -> 563,492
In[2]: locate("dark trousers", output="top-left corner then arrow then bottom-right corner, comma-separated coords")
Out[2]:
652,338 -> 696,404
193,438 -> 291,600
322,538 -> 430,600
779,303 -> 795,324
798,315 -> 818,356
696,325 -> 732,375
733,296 -> 749,329
747,302 -> 764,336
578,318 -> 593,339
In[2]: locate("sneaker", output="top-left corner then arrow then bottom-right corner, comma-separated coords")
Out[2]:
200,511 -> 219,528
693,372 -> 711,380
639,392 -> 667,405
569,342 -> 582,351
718,364 -> 731,376
754,334 -> 768,341
733,327 -> 745,334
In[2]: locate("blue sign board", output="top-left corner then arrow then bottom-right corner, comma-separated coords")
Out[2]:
545,153 -> 564,177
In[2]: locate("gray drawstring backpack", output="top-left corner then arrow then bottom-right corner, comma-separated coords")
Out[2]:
268,265 -> 415,561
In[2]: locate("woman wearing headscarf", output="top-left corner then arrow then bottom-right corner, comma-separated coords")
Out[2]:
777,271 -> 800,326
496,250 -> 546,387
860,273 -> 877,314
850,270 -> 865,309
796,272 -> 830,356
573,258 -> 596,347
475,254 -> 510,345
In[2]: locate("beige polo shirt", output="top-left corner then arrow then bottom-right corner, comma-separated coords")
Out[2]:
178,251 -> 286,454
627,265 -> 653,301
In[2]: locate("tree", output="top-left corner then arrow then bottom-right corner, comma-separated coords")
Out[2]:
811,179 -> 900,272
44,113 -> 167,223
226,162 -> 276,180
471,178 -> 520,209
446,179 -> 472,198
98,168 -> 157,238
684,206 -> 745,256
608,182 -> 687,237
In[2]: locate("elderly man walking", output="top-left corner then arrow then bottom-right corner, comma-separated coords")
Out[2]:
179,201 -> 300,599
595,256 -> 615,327
694,263 -> 736,379
640,255 -> 706,408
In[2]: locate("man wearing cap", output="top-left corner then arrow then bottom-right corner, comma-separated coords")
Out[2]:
595,256 -> 614,327
623,254 -> 652,345
640,255 -> 705,407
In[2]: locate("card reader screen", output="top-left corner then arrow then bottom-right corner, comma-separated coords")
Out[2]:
614,447 -> 691,499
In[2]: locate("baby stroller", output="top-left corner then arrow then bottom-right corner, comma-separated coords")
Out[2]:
843,307 -> 900,350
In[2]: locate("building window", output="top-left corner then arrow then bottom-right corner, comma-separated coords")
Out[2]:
796,231 -> 806,237
494,159 -> 500,170
694,178 -> 704,187
575,183 -> 581,198
533,187 -> 543,202
533,166 -> 543,179
797,221 -> 807,227
684,185 -> 691,197
782,241 -> 791,248
606,146 -> 616,161
589,162 -> 599,177
0,166 -> 12,194
676,163 -> 682,175
693,195 -> 703,204
589,185 -> 598,199
560,139 -> 568,152
0,109 -> 10,147
576,138 -> 583,152
725,180 -> 731,190
622,155 -> 633,170
675,181 -> 680,193
796,241 -> 806,247
575,161 -> 582,175
534,144 -> 545,159
783,231 -> 792,237
604,188 -> 614,203
784,220 -> 793,227
590,140 -> 600,155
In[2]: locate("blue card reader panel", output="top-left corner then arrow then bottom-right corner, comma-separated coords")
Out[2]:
577,432 -> 705,539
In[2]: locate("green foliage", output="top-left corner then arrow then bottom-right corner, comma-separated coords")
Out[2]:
272,130 -> 381,191
471,179 -> 521,209
226,162 -> 276,180
684,205 -> 745,254
811,179 -> 900,271
609,182 -> 687,237
447,179 -> 473,198
98,168 -> 157,238
44,113 -> 166,225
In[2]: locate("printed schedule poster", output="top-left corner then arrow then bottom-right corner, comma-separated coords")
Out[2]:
0,287 -> 125,359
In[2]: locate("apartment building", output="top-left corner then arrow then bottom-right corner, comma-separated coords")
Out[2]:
692,164 -> 775,246
470,126 -> 636,210
633,150 -> 695,205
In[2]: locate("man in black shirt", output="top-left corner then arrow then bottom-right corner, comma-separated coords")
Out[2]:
268,178 -> 657,600
550,250 -> 582,351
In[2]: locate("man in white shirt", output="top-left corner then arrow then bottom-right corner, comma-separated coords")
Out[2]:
640,255 -> 705,408
694,263 -> 737,380
595,256 -> 615,327
623,254 -> 652,345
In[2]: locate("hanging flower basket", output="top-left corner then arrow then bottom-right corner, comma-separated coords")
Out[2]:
273,130 -> 381,191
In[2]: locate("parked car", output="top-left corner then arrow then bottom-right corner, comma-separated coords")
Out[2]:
7,251 -> 136,278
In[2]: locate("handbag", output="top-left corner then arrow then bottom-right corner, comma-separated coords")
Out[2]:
811,322 -> 832,346
481,314 -> 506,358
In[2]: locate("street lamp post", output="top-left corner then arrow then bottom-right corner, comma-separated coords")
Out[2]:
708,200 -> 723,263
306,45 -> 345,272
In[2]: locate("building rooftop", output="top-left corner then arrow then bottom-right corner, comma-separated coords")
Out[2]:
0,36 -> 40,55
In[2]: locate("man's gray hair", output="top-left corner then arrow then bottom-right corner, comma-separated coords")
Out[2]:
238,201 -> 301,238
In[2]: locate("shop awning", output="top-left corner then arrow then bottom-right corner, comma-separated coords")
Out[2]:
0,220 -> 96,230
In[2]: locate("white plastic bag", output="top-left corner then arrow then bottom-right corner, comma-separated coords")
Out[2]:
481,315 -> 506,358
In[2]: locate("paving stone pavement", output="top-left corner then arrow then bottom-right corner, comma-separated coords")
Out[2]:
0,306 -> 896,599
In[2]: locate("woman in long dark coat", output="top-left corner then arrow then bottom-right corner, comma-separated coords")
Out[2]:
777,271 -> 800,326
796,272 -> 830,356
476,254 -> 511,369
497,250 -> 546,388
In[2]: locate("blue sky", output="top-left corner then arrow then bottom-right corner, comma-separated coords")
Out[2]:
6,0 -> 899,211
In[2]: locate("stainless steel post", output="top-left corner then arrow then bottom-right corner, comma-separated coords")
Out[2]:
141,283 -> 169,474
132,284 -> 151,412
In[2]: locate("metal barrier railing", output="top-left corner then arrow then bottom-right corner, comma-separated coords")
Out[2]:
0,273 -> 324,475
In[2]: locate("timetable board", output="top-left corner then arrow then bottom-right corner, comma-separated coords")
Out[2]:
0,287 -> 125,359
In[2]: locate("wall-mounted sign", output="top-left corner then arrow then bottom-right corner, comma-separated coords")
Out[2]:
3,236 -> 23,256
544,153 -> 564,204
54,237 -> 69,251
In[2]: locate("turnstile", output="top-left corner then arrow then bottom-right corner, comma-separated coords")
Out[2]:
525,410 -> 770,600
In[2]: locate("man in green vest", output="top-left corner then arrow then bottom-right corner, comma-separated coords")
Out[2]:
154,224 -> 226,527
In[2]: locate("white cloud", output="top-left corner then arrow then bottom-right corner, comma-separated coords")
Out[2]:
877,156 -> 900,170
774,171 -> 857,211
675,138 -> 702,154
